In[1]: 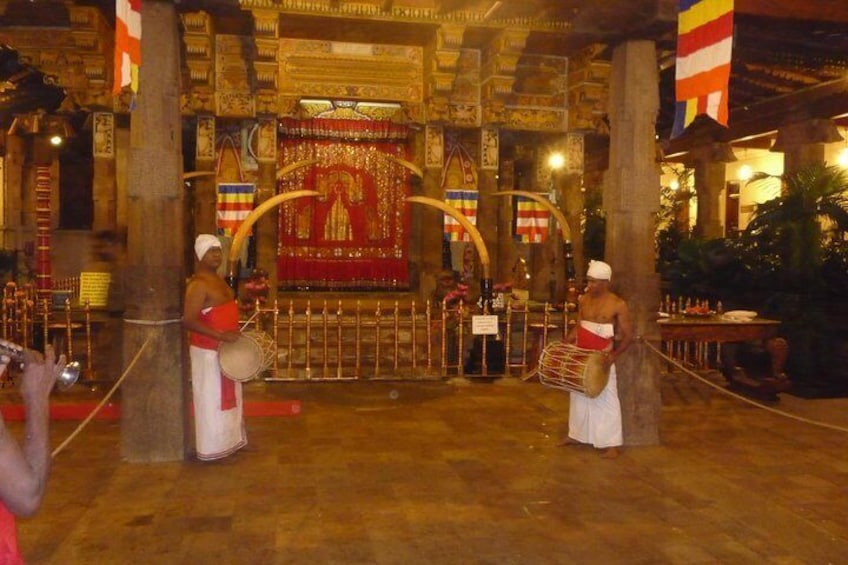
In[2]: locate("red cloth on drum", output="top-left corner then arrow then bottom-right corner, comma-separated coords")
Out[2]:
0,503 -> 23,565
576,326 -> 612,351
189,300 -> 238,410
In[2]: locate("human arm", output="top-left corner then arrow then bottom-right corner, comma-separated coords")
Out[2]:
564,295 -> 585,344
0,345 -> 62,516
608,298 -> 634,364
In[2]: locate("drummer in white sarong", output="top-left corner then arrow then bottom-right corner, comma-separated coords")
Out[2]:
562,260 -> 633,458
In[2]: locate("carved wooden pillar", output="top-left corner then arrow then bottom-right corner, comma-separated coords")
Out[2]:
604,40 -> 662,446
91,112 -> 117,231
557,132 -> 586,286
254,116 -> 279,292
193,115 -> 217,235
420,125 -> 445,303
121,1 -> 186,462
477,127 -> 499,284
496,150 -> 515,285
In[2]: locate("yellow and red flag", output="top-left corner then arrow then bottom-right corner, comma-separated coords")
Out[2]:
114,0 -> 142,94
444,189 -> 478,242
515,196 -> 550,243
672,0 -> 734,138
217,183 -> 256,237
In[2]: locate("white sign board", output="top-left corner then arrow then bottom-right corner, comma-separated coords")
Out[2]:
471,315 -> 499,335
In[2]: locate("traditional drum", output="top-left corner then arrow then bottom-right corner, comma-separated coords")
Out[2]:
218,330 -> 276,382
537,342 -> 610,398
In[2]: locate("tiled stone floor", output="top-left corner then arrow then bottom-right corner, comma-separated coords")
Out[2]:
6,372 -> 848,564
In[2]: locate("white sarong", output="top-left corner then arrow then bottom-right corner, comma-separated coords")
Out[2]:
568,320 -> 623,448
190,345 -> 247,460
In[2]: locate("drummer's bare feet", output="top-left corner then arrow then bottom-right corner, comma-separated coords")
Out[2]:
600,447 -> 620,459
557,437 -> 583,447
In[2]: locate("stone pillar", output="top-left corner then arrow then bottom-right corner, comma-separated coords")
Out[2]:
604,40 -> 662,446
121,1 -> 187,462
254,116 -> 279,292
686,143 -> 735,238
92,112 -> 117,232
772,118 -> 843,176
192,115 -> 217,235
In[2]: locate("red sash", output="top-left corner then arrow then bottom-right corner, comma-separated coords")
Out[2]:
576,325 -> 613,351
0,503 -> 23,565
189,301 -> 239,410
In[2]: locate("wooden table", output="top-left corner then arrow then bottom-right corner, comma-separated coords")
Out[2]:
657,315 -> 781,371
658,315 -> 780,342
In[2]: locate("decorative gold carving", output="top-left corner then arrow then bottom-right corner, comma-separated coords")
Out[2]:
505,108 -> 566,131
196,116 -> 216,161
183,35 -> 213,59
437,24 -> 466,49
254,116 -> 277,163
92,112 -> 114,159
425,125 -> 444,169
278,39 -> 423,103
481,127 -> 498,171
216,92 -> 255,117
481,100 -> 507,125
216,35 -> 254,116
238,0 -> 571,31
433,50 -> 461,72
251,9 -> 280,37
278,96 -> 301,118
255,90 -> 279,115
181,11 -> 213,35
568,47 -> 610,133
426,96 -> 451,123
429,73 -> 455,93
565,133 -> 585,175
449,104 -> 479,127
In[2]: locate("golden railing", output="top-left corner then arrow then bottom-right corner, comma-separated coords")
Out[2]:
239,298 -> 572,381
1,281 -> 97,387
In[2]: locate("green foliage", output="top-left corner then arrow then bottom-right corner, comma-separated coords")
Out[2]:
658,163 -> 848,388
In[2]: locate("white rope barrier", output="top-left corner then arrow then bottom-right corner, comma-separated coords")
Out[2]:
51,333 -> 155,458
641,337 -> 848,434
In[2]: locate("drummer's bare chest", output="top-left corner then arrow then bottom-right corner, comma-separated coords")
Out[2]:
579,298 -> 616,325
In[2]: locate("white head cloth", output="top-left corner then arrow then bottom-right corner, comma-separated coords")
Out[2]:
586,260 -> 612,281
194,234 -> 221,261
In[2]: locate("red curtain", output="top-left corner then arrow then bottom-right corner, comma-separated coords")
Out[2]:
277,119 -> 411,290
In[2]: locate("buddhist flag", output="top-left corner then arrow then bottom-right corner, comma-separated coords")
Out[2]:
217,183 -> 255,237
444,189 -> 478,242
672,0 -> 734,138
515,196 -> 550,243
114,0 -> 142,94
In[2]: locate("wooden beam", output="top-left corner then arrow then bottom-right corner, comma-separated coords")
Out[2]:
664,77 -> 848,155
736,0 -> 848,23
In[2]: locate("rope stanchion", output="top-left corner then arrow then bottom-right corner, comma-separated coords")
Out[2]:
641,337 -> 848,434
51,333 -> 155,458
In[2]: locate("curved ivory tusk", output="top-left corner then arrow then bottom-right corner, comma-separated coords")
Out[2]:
492,190 -> 570,240
275,159 -> 319,180
385,155 -> 423,178
183,171 -> 216,180
406,196 -> 490,279
228,190 -> 320,277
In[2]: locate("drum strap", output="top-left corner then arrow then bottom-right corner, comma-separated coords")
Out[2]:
577,326 -> 612,351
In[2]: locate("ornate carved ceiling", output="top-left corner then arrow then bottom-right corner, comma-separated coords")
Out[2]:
0,0 -> 846,142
